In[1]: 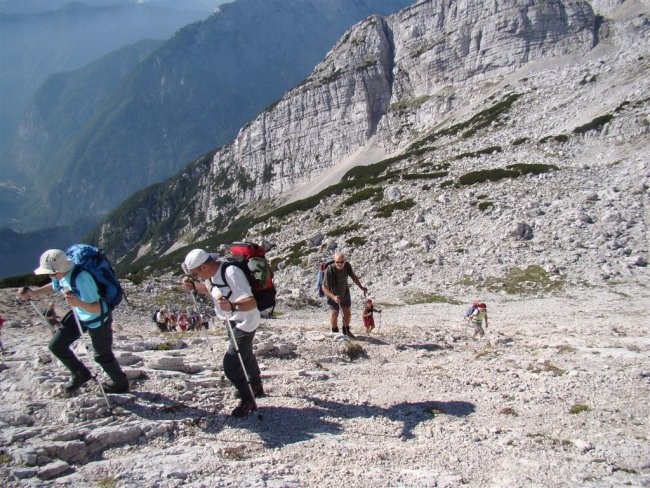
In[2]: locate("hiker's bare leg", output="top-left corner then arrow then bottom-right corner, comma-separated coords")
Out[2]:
342,307 -> 351,328
330,309 -> 339,330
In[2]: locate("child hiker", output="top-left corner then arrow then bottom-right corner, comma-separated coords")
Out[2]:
362,299 -> 381,334
467,302 -> 488,338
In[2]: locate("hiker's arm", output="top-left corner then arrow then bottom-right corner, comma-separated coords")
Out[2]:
181,277 -> 209,297
350,274 -> 368,295
62,289 -> 101,314
220,295 -> 256,312
321,283 -> 339,302
18,283 -> 53,301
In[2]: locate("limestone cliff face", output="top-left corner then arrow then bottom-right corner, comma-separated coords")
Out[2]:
97,0 -> 599,258
191,0 -> 596,227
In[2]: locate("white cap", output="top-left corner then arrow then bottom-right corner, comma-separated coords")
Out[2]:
183,249 -> 211,272
34,249 -> 74,275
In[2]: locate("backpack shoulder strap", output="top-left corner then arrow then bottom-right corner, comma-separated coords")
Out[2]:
324,262 -> 335,280
69,266 -> 82,296
208,261 -> 234,299
69,265 -> 110,326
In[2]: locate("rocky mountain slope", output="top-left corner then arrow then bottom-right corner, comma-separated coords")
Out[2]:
97,0 -> 648,298
2,0 -> 413,233
0,1 -> 648,486
0,273 -> 648,486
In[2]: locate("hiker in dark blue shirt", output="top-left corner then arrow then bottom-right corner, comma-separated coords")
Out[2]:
18,249 -> 128,394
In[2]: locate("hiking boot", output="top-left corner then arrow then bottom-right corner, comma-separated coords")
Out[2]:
231,400 -> 256,418
342,327 -> 355,339
65,369 -> 92,393
252,383 -> 266,398
102,379 -> 129,394
331,327 -> 340,334
235,383 -> 266,399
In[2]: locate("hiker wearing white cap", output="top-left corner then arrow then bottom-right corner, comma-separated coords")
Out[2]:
181,249 -> 264,418
17,249 -> 129,394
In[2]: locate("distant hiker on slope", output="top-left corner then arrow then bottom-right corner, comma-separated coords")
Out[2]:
467,302 -> 488,338
321,252 -> 368,338
0,315 -> 5,351
181,249 -> 264,418
155,308 -> 169,332
464,301 -> 480,321
167,310 -> 178,332
17,249 -> 129,394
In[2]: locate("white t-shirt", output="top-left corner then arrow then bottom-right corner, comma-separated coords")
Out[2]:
206,262 -> 260,332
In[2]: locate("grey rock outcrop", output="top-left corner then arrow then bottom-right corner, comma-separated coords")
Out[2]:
94,0 -> 648,294
98,0 -> 600,255
194,0 -> 598,223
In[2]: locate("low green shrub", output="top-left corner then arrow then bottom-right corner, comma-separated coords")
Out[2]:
346,236 -> 367,246
402,171 -> 448,180
344,341 -> 366,361
569,403 -> 590,414
454,146 -> 502,159
439,180 -> 454,189
499,407 -> 518,416
341,187 -> 383,206
479,265 -> 564,294
478,201 -> 494,211
329,223 -> 361,237
376,198 -> 415,218
403,292 -> 463,305
408,93 -> 522,150
260,225 -> 281,235
458,168 -> 518,185
458,163 -> 558,186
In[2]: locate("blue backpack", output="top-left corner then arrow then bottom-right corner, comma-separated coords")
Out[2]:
65,244 -> 125,314
315,261 -> 332,297
315,260 -> 352,297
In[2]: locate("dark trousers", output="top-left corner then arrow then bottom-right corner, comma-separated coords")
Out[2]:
223,324 -> 261,402
48,311 -> 126,383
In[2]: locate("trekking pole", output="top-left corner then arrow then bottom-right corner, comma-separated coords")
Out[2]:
61,290 -> 112,412
183,277 -> 224,369
28,300 -> 57,334
213,289 -> 260,420
222,309 -> 261,420
183,276 -> 207,335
